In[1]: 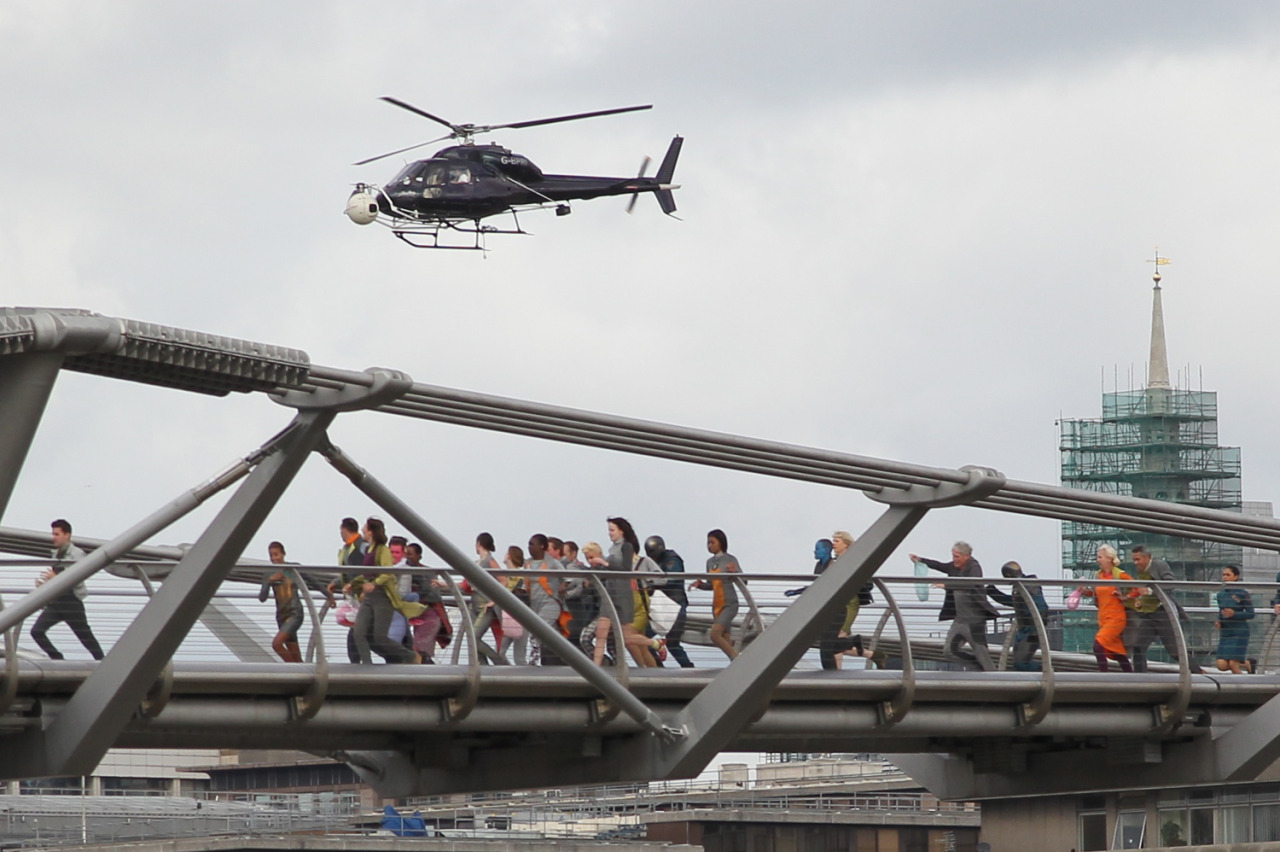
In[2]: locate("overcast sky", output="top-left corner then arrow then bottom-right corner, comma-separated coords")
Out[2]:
5,2 -> 1280,590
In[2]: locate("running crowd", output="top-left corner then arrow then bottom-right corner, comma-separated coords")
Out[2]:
26,519 -> 1272,675
911,541 -> 1259,675
266,516 -> 743,669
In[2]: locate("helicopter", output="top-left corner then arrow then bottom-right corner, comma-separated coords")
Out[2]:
345,97 -> 683,250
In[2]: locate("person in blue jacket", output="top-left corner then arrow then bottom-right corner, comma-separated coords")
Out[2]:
1215,565 -> 1254,674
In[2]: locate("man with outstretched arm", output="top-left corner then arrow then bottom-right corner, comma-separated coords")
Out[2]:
31,519 -> 105,661
911,541 -> 998,671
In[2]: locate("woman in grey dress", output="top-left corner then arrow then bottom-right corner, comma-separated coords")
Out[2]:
587,517 -> 656,667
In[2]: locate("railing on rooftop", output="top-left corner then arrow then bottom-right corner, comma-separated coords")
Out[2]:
0,773 -> 976,848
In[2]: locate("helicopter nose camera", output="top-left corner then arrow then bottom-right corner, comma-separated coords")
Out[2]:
345,190 -> 379,225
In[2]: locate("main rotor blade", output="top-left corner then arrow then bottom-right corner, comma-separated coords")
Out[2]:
353,133 -> 452,167
379,97 -> 458,133
495,104 -> 653,132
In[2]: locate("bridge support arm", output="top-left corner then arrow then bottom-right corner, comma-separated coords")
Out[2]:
9,411 -> 334,779
1214,691 -> 1280,781
0,443 -> 277,637
648,503 -> 930,780
0,353 -> 63,523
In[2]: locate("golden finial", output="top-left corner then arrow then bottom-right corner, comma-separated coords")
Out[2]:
1147,246 -> 1171,286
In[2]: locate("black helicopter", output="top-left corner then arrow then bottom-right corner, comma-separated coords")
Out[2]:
345,98 -> 682,249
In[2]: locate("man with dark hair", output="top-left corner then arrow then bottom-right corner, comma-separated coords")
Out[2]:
526,533 -> 566,665
985,561 -> 1049,671
405,543 -> 448,662
1125,545 -> 1202,673
561,541 -> 597,653
338,518 -> 366,566
259,541 -> 303,662
331,517 -> 368,664
388,535 -> 410,594
644,535 -> 694,667
31,519 -> 105,661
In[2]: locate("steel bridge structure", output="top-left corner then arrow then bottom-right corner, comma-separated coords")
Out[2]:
4,307 -> 1280,801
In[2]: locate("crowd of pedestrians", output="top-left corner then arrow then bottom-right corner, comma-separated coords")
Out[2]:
22,517 -> 1270,676
312,515 -> 720,668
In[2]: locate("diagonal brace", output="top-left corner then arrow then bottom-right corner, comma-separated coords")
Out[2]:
647,503 -> 929,779
1214,690 -> 1280,781
12,410 -> 335,778
0,438 -> 285,636
317,439 -> 677,741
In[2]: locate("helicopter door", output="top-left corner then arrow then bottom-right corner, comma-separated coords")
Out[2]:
443,164 -> 474,201
421,163 -> 447,198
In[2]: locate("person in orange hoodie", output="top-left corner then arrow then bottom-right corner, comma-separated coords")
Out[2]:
1082,545 -> 1140,672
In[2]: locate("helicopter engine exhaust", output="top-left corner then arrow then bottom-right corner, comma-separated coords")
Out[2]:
345,190 -> 380,225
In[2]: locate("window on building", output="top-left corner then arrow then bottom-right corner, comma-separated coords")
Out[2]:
1079,812 -> 1107,851
1157,809 -> 1188,847
1189,807 -> 1214,845
1221,805 -> 1250,842
1112,809 -> 1145,849
1254,803 -> 1280,842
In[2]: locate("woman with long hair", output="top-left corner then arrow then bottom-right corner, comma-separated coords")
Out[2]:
354,517 -> 422,665
587,517 -> 656,667
499,546 -> 529,665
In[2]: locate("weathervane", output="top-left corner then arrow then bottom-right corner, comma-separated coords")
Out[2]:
1147,246 -> 1171,286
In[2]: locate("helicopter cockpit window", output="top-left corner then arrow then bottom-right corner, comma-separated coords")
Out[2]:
390,163 -> 430,186
448,165 -> 472,185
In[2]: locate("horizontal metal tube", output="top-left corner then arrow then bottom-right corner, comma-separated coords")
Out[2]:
379,401 -> 905,493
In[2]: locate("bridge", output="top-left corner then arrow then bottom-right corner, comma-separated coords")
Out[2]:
4,306 -> 1280,801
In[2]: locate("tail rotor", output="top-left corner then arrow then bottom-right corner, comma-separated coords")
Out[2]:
625,155 -> 652,214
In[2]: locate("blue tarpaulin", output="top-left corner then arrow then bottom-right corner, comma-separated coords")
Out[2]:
381,804 -> 428,837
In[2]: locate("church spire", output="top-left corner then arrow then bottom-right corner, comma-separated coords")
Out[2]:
1147,248 -> 1172,390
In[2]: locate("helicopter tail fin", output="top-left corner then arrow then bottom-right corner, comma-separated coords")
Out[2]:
654,136 -> 683,216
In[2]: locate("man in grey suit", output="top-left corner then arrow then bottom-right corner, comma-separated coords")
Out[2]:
1124,545 -> 1203,673
911,541 -> 1000,671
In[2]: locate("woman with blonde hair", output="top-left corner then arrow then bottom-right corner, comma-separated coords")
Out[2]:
1082,544 -> 1139,672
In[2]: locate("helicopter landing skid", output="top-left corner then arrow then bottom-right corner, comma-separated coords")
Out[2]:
389,212 -> 530,251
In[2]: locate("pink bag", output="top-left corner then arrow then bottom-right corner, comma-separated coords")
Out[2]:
500,611 -> 525,639
335,599 -> 359,627
1065,588 -> 1083,611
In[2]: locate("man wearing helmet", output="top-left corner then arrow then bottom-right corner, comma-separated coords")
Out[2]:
644,535 -> 694,667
